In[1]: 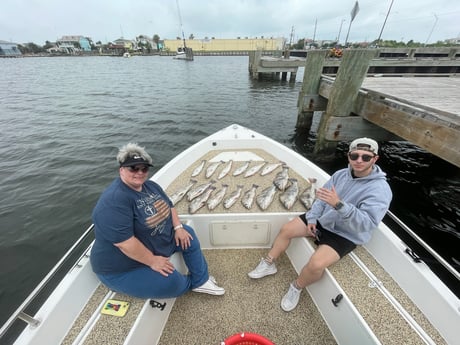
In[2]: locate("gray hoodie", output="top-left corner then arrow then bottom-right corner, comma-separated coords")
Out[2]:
306,164 -> 392,245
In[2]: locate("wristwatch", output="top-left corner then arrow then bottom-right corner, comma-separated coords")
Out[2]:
334,201 -> 344,210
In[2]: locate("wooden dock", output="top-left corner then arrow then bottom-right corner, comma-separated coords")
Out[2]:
249,47 -> 460,80
292,49 -> 460,167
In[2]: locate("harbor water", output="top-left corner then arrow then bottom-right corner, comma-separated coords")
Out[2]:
0,55 -> 459,328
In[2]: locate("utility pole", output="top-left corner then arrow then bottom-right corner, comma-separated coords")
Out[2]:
313,18 -> 317,45
289,26 -> 295,48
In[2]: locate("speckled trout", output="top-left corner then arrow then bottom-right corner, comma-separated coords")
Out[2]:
189,186 -> 216,214
187,180 -> 215,201
207,184 -> 228,210
169,179 -> 197,206
223,185 -> 243,209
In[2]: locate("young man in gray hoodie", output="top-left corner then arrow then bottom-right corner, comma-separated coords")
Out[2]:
248,138 -> 392,311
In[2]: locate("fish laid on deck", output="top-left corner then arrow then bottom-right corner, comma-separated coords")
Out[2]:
207,184 -> 229,210
299,178 -> 317,209
232,160 -> 250,176
274,166 -> 289,191
169,179 -> 197,206
205,161 -> 223,179
279,178 -> 299,210
260,161 -> 284,176
223,185 -> 243,209
241,184 -> 259,209
191,160 -> 206,177
244,161 -> 266,177
217,160 -> 233,180
256,183 -> 277,210
187,180 -> 215,201
189,186 -> 216,214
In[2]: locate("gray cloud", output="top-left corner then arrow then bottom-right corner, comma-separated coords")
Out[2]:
1,0 -> 458,45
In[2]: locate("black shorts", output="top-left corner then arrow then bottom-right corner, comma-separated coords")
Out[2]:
299,214 -> 356,258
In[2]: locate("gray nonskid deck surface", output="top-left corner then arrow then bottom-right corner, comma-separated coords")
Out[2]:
338,246 -> 447,345
61,284 -> 110,345
159,249 -> 337,345
61,283 -> 146,345
161,247 -> 446,345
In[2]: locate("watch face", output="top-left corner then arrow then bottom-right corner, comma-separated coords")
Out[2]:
335,201 -> 344,210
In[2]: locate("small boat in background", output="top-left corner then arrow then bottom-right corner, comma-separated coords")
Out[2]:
173,0 -> 193,61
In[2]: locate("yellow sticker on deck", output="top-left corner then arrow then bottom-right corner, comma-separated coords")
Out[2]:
101,299 -> 130,317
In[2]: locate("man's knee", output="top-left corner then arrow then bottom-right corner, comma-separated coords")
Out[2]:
279,217 -> 307,238
306,255 -> 329,273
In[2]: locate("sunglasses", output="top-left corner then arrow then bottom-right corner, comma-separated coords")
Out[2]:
127,166 -> 149,173
348,152 -> 375,162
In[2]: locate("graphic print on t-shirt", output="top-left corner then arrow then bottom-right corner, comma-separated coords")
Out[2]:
136,193 -> 171,237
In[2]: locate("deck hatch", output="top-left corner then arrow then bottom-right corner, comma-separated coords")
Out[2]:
209,221 -> 271,246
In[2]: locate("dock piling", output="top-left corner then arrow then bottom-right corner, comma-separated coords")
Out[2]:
314,49 -> 376,155
296,50 -> 329,131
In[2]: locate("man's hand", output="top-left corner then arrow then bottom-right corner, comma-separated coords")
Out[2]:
315,185 -> 340,208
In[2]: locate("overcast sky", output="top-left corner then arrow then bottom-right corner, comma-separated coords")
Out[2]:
1,0 -> 459,45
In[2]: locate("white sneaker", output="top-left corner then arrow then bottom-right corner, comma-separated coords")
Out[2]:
281,283 -> 302,312
248,258 -> 277,279
192,276 -> 225,295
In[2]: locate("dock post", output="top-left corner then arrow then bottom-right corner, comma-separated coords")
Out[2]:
296,50 -> 329,131
248,51 -> 255,73
314,49 -> 376,155
248,50 -> 262,79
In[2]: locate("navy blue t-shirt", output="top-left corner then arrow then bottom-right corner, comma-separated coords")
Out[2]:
90,178 -> 175,274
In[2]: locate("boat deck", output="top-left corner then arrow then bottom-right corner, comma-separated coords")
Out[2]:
61,148 -> 446,345
62,247 -> 445,345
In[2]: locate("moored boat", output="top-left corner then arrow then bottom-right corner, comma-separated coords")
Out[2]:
1,124 -> 458,345
173,0 -> 193,61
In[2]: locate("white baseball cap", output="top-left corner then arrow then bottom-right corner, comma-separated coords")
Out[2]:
349,137 -> 378,155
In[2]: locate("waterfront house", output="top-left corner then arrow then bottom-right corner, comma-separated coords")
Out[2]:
0,40 -> 22,57
56,35 -> 92,54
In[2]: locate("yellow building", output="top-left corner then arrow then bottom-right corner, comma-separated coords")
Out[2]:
163,37 -> 285,52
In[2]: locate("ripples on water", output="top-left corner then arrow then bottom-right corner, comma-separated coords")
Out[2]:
0,56 -> 458,325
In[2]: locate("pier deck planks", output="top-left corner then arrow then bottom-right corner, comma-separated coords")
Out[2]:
361,76 -> 459,116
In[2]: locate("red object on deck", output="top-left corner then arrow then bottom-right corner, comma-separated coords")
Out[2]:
222,332 -> 274,345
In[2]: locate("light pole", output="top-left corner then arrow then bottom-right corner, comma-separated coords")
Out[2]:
425,14 -> 438,46
377,0 -> 395,45
336,19 -> 346,44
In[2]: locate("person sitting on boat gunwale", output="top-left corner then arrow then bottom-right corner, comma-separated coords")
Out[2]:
90,143 -> 225,298
248,138 -> 392,311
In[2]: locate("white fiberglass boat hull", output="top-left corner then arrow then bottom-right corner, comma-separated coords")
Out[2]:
6,124 -> 459,345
